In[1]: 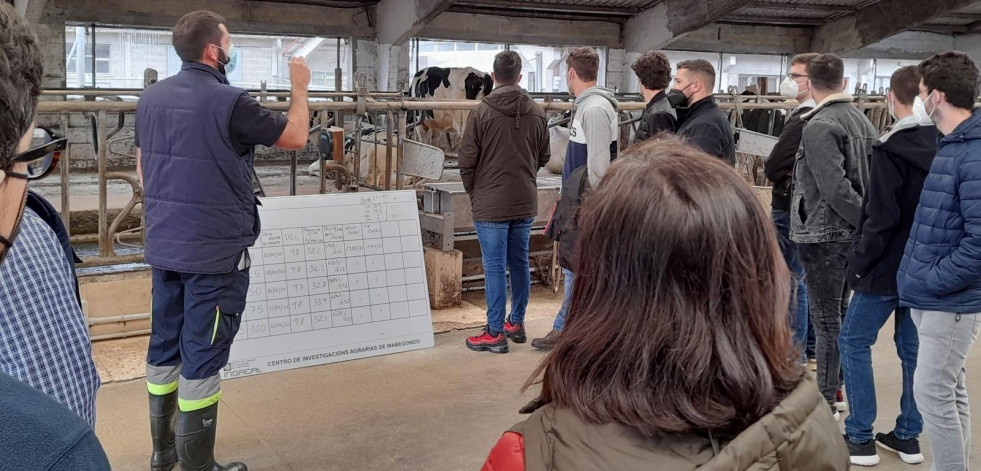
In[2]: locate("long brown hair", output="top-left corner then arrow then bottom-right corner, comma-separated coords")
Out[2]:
530,138 -> 803,438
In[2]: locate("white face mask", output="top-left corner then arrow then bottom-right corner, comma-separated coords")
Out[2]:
779,76 -> 799,99
887,94 -> 897,121
912,95 -> 932,124
923,90 -> 940,124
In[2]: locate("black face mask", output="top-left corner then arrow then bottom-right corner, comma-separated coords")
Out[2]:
667,83 -> 694,109
217,48 -> 229,76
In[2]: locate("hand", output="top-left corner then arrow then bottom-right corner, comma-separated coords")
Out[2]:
289,57 -> 311,91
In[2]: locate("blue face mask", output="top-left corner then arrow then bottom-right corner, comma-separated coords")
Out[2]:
215,44 -> 238,75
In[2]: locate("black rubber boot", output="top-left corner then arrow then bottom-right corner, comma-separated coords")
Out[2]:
149,391 -> 178,471
176,403 -> 247,471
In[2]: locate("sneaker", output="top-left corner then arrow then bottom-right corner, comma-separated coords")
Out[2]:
845,436 -> 880,467
466,329 -> 509,354
531,329 -> 561,350
836,389 -> 848,412
503,320 -> 526,343
807,358 -> 817,371
875,431 -> 924,465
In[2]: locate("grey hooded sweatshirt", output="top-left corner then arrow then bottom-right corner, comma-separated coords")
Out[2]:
562,86 -> 619,187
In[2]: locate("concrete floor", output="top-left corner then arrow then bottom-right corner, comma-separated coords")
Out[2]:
94,289 -> 981,470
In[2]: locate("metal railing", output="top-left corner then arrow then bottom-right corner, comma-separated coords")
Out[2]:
37,82 -> 916,270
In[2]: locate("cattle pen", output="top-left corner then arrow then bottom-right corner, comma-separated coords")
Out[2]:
37,82 -> 908,340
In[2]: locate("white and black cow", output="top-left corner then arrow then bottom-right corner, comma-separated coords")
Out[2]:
406,66 -> 493,148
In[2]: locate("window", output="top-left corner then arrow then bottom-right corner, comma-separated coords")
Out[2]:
312,71 -> 329,87
64,26 -> 352,90
842,58 -> 876,94
411,39 -> 501,76
66,43 -> 110,75
510,44 -> 608,93
410,41 -> 607,93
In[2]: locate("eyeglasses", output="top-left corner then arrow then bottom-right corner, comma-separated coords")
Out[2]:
8,127 -> 66,181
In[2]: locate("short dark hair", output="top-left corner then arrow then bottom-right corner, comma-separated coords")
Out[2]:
529,137 -> 803,439
566,47 -> 599,82
677,59 -> 716,91
0,3 -> 43,168
918,51 -> 980,111
790,52 -> 820,68
493,50 -> 522,85
890,66 -> 921,106
173,10 -> 225,62
808,54 -> 844,92
631,50 -> 671,91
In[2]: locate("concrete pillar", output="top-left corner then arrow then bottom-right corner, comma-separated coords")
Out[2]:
374,42 -> 410,92
356,39 -> 378,90
37,8 -> 67,89
606,48 -> 628,94
424,247 -> 462,309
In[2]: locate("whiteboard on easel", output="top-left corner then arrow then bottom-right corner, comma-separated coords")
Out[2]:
221,190 -> 435,379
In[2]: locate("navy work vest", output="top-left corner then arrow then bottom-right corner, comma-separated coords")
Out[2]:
137,62 -> 259,274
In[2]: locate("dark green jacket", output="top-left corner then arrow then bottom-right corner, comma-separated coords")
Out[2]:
510,375 -> 848,471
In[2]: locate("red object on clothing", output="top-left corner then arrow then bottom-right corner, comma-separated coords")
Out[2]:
481,432 -> 525,471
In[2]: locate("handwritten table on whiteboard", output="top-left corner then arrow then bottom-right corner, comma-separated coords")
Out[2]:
221,190 -> 435,379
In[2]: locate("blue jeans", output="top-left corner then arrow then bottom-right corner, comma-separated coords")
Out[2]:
840,291 -> 922,443
552,268 -> 574,331
772,210 -> 810,356
474,218 -> 534,333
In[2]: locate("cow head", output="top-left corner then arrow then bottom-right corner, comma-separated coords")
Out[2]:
464,71 -> 493,100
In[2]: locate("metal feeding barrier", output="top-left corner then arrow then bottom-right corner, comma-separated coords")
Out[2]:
36,81 -> 914,271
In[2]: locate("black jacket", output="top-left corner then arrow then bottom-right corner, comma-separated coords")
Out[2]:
676,96 -> 736,165
847,122 -> 939,295
459,85 -> 549,222
765,105 -> 813,212
545,164 -> 588,271
635,91 -> 676,142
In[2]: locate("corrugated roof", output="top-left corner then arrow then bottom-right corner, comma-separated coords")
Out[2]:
504,0 -> 653,5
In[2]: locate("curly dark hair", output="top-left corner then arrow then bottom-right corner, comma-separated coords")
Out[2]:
919,51 -> 980,111
0,3 -> 43,168
631,50 -> 671,91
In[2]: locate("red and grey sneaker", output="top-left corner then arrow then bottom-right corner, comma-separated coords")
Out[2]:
836,389 -> 848,412
503,320 -> 526,343
466,329 -> 509,354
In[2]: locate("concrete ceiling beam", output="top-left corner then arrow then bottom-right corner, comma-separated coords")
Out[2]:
418,11 -> 621,48
47,0 -> 374,38
623,0 -> 756,53
373,0 -> 454,46
811,0 -> 978,54
753,1 -> 858,13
